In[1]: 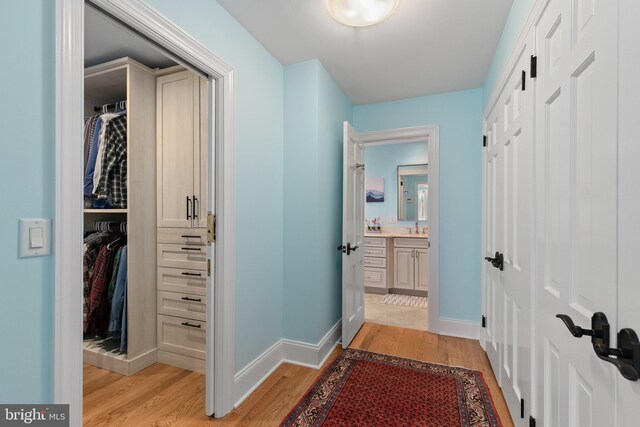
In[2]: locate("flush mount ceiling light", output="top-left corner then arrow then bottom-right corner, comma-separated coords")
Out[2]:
328,0 -> 400,28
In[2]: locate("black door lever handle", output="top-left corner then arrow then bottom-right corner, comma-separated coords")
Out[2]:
484,252 -> 504,271
556,314 -> 596,338
557,312 -> 640,381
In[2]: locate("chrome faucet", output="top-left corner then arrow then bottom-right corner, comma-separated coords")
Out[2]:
415,221 -> 419,234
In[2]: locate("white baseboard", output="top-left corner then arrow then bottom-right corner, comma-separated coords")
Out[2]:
437,317 -> 481,340
283,320 -> 341,369
233,319 -> 342,408
233,339 -> 284,408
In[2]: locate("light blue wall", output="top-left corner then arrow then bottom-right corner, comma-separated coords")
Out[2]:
283,60 -> 352,343
0,0 -> 55,403
283,61 -> 319,342
353,88 -> 484,322
364,142 -> 427,226
483,0 -> 537,106
144,0 -> 285,371
315,63 -> 352,342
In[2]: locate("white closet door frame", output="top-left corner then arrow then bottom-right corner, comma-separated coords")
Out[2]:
54,1 -> 237,425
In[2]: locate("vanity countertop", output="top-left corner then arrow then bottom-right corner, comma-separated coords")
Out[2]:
365,232 -> 429,239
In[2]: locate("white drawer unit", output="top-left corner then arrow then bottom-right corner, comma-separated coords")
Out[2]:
364,236 -> 386,247
364,256 -> 387,268
364,236 -> 388,291
157,243 -> 207,270
157,291 -> 206,321
157,314 -> 206,360
157,227 -> 207,246
394,237 -> 429,248
364,246 -> 387,258
365,268 -> 387,288
157,267 -> 206,296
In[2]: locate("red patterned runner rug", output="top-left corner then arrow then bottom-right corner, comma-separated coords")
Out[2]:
281,348 -> 502,427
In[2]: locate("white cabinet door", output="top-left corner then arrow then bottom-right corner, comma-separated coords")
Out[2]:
394,248 -> 415,290
157,70 -> 198,228
415,249 -> 428,292
341,122 -> 365,348
534,0 -> 619,425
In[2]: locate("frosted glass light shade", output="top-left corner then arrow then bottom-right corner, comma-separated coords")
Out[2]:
328,0 -> 399,27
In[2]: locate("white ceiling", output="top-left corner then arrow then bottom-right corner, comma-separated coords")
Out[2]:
217,0 -> 513,105
85,6 -> 177,69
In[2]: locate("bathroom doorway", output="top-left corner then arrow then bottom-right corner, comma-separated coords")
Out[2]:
340,124 -> 440,348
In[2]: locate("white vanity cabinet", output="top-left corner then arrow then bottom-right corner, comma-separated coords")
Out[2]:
393,238 -> 428,294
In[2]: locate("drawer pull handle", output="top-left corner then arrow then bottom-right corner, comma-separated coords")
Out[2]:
181,247 -> 202,252
181,296 -> 202,302
181,235 -> 201,239
181,272 -> 202,277
181,322 -> 202,329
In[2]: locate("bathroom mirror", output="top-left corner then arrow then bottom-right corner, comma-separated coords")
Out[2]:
397,164 -> 428,221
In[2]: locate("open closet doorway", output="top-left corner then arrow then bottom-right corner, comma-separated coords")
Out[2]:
340,123 -> 440,348
55,1 -> 236,424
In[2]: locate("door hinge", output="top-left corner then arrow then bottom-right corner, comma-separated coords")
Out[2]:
483,135 -> 487,147
521,398 -> 525,419
207,212 -> 216,244
482,315 -> 487,328
207,259 -> 211,277
529,416 -> 536,427
530,55 -> 538,78
522,70 -> 526,91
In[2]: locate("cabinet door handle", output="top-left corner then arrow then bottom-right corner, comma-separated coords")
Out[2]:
186,196 -> 192,220
181,322 -> 202,329
181,247 -> 202,252
181,272 -> 202,277
181,235 -> 201,239
193,195 -> 199,220
181,296 -> 202,302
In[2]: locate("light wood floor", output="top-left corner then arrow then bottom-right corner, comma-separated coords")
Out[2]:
84,323 -> 514,426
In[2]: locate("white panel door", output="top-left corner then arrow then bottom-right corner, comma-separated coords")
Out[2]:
495,42 -> 536,424
617,1 -> 640,424
394,248 -> 415,290
534,0 -> 619,425
341,122 -> 365,348
484,93 -> 505,386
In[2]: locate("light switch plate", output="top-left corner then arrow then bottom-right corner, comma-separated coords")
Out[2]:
19,218 -> 51,257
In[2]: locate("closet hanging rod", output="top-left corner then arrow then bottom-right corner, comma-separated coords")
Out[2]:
93,100 -> 127,112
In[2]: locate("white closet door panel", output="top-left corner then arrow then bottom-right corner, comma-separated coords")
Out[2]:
157,71 -> 196,228
535,0 -> 619,425
499,41 -> 535,423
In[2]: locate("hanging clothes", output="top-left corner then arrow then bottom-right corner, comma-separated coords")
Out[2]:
93,114 -> 128,208
109,245 -> 128,351
83,104 -> 127,208
83,232 -> 119,332
85,237 -> 125,336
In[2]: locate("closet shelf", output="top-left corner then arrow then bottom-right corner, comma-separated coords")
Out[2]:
84,208 -> 128,214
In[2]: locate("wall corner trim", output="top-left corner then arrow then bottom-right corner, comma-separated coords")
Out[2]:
233,320 -> 342,408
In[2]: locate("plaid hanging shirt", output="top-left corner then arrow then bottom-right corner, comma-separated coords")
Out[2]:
94,114 -> 127,208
